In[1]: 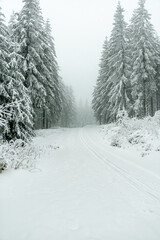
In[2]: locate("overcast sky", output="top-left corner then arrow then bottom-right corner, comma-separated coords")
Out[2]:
1,0 -> 160,103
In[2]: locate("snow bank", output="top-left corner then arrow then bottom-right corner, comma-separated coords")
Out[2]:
0,129 -> 60,172
0,139 -> 40,170
101,111 -> 160,156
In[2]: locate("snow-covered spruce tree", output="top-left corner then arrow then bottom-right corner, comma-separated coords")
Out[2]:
3,42 -> 34,142
106,2 -> 132,121
11,0 -> 48,124
93,2 -> 132,123
0,7 -> 15,138
12,1 -> 62,128
0,7 -> 34,141
0,7 -> 10,106
36,20 -> 62,129
155,35 -> 160,112
92,37 -> 111,124
59,85 -> 76,128
128,0 -> 158,117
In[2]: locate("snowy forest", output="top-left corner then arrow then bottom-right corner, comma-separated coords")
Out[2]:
0,0 -> 81,142
1,0 -> 160,239
2,0 -> 159,143
92,0 -> 160,124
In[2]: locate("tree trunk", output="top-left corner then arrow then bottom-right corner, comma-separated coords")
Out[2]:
150,97 -> 154,117
143,80 -> 146,117
43,109 -> 46,129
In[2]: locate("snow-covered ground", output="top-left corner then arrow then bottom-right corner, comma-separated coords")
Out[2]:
0,125 -> 160,240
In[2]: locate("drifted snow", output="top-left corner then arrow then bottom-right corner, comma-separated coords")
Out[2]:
0,126 -> 160,240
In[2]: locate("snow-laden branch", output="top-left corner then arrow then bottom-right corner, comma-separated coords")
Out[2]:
0,101 -> 22,127
0,104 -> 13,127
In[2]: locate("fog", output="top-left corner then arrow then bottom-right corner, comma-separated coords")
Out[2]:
1,0 -> 160,102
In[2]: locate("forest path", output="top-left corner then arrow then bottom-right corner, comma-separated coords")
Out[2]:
0,126 -> 160,240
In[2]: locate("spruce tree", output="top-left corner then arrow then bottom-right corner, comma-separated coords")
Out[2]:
93,2 -> 131,123
3,42 -> 34,141
0,7 -> 34,141
154,36 -> 160,112
128,0 -> 158,117
106,2 -> 131,121
0,7 -> 10,106
0,7 -> 15,138
12,0 -> 47,116
92,37 -> 111,124
11,1 -> 62,128
39,20 -> 62,128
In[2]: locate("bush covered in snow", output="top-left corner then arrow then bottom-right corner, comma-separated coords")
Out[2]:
103,110 -> 160,155
0,139 -> 39,170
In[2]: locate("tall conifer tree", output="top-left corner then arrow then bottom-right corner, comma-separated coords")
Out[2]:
93,2 -> 131,123
40,20 -> 62,128
0,7 -> 10,105
106,2 -> 131,120
12,1 -> 62,127
92,37 -> 111,124
0,7 -> 34,141
128,0 -> 158,117
12,0 -> 47,114
4,42 -> 34,141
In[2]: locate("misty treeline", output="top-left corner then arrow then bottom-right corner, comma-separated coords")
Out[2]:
0,0 -> 77,142
92,0 -> 160,124
59,96 -> 95,128
76,100 -> 96,127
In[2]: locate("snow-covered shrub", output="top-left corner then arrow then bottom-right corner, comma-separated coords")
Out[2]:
104,111 -> 160,155
152,110 -> 160,130
154,110 -> 160,123
128,129 -> 145,145
0,139 -> 39,170
110,135 -> 122,148
116,109 -> 129,126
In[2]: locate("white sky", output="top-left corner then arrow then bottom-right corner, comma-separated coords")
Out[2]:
1,0 -> 160,103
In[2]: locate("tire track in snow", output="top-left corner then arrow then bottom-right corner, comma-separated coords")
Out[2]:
79,128 -> 160,202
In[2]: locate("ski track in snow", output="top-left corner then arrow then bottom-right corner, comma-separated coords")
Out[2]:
0,126 -> 160,240
79,127 -> 160,202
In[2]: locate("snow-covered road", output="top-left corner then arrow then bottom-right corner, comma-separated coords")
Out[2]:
0,126 -> 160,240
